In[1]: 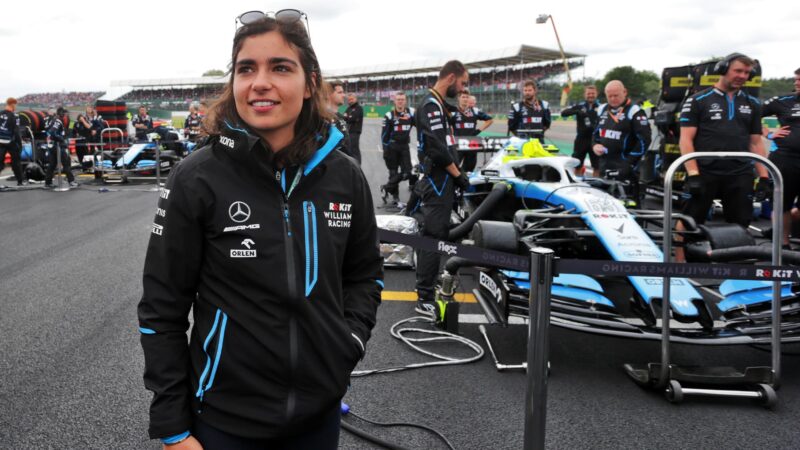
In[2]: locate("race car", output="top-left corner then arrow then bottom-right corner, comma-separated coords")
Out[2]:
445,146 -> 800,345
89,126 -> 199,183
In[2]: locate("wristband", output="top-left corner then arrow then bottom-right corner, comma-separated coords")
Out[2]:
162,431 -> 190,446
687,170 -> 699,177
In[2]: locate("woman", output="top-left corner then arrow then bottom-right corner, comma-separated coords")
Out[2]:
138,14 -> 383,449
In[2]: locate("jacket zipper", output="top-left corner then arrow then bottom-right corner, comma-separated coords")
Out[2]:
278,169 -> 300,421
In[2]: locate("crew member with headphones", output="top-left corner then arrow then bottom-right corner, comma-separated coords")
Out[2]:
675,52 -> 768,261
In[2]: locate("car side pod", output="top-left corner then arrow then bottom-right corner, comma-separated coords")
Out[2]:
624,151 -> 784,408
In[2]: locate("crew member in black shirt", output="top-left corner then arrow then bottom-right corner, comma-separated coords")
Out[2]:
675,53 -> 768,260
0,97 -> 24,185
132,105 -> 153,141
344,93 -> 363,164
592,80 -> 651,205
761,67 -> 800,245
453,90 -> 493,172
413,60 -> 470,315
562,85 -> 600,176
508,79 -> 551,142
380,92 -> 415,204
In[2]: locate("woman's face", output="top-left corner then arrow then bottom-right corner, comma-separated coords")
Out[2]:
233,31 -> 311,150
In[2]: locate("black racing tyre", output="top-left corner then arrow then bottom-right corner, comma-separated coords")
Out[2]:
758,384 -> 777,408
665,380 -> 683,403
698,223 -> 755,249
472,220 -> 518,253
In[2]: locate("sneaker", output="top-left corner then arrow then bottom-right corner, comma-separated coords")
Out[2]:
69,181 -> 79,187
380,185 -> 389,204
415,299 -> 437,317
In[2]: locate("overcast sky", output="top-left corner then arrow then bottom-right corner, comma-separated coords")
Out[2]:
1,0 -> 798,99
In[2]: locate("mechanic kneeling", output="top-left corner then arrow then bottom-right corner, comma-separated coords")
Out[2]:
592,80 -> 651,206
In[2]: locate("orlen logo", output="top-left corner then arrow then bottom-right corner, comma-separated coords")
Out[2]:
437,241 -> 457,256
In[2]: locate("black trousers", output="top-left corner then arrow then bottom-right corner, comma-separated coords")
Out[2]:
414,172 -> 455,301
459,152 -> 478,173
0,142 -> 23,183
383,144 -> 405,197
349,132 -> 361,165
769,152 -> 800,212
44,143 -> 75,184
193,405 -> 341,450
571,135 -> 597,170
683,173 -> 753,226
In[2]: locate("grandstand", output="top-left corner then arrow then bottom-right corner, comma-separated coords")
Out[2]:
102,44 -> 583,115
17,91 -> 105,108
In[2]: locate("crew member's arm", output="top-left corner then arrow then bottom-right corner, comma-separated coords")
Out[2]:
542,103 -> 552,131
678,96 -> 700,175
591,110 -> 606,156
560,103 -> 578,118
420,102 -> 462,178
79,115 -> 92,130
507,104 -> 519,137
629,109 -> 652,159
380,112 -> 392,150
749,100 -> 768,178
476,109 -> 494,134
138,163 -> 205,442
341,167 -> 384,360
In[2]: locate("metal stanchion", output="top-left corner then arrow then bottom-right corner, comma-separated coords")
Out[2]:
524,247 -> 554,450
661,152 -> 783,389
153,140 -> 162,192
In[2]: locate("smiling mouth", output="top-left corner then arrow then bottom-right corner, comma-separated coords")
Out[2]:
250,100 -> 279,107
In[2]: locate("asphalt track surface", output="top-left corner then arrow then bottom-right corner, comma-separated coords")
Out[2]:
2,120 -> 800,449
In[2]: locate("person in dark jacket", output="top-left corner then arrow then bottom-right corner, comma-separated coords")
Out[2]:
0,97 -> 24,185
561,85 -> 600,176
183,104 -> 203,142
412,60 -> 470,314
324,79 -> 351,157
43,108 -> 77,187
453,90 -> 493,173
344,93 -> 363,164
592,80 -> 651,206
761,67 -> 800,246
508,79 -> 551,142
380,92 -> 415,204
138,14 -> 383,450
132,105 -> 153,141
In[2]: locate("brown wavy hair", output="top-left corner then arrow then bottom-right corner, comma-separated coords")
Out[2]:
205,17 -> 332,165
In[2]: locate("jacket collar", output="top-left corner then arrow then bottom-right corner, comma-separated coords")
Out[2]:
219,121 -> 343,174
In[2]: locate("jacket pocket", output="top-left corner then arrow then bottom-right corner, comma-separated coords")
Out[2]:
195,308 -> 228,402
303,201 -> 318,297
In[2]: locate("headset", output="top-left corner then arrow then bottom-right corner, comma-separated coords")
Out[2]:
713,52 -> 757,80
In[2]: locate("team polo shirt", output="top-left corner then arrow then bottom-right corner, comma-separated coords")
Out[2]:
679,87 -> 762,175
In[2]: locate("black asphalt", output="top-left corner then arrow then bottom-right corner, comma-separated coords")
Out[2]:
1,120 -> 799,449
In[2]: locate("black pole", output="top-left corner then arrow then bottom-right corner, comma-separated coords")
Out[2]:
524,247 -> 554,450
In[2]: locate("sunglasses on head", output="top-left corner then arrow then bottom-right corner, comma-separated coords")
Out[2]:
236,9 -> 310,37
